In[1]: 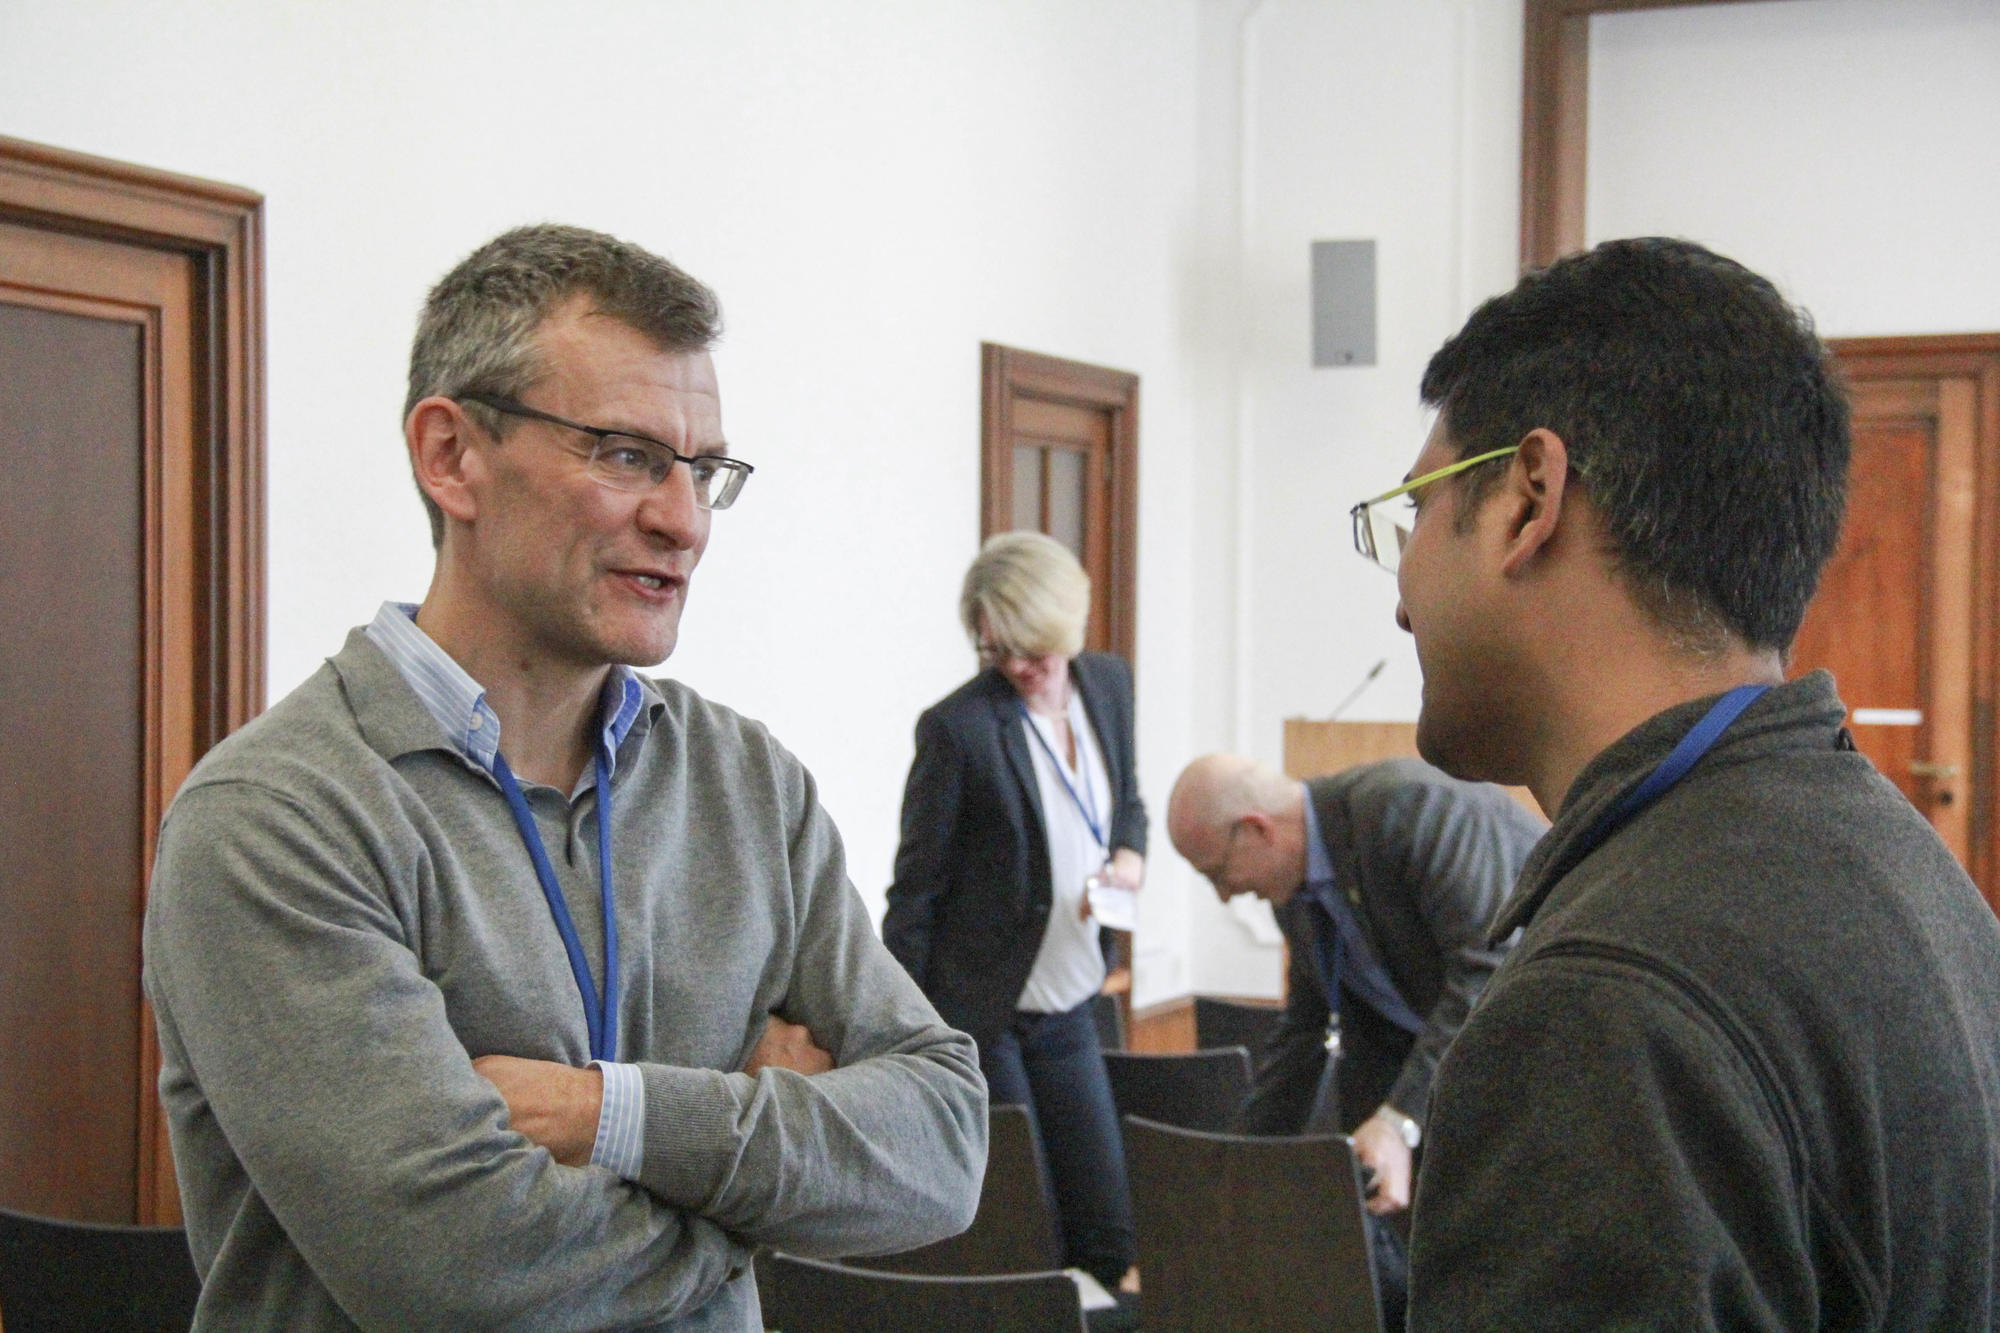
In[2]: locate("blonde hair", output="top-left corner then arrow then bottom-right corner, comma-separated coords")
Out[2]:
959,531 -> 1091,658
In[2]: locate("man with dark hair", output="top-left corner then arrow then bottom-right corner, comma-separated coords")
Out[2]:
1350,236 -> 2000,1328
144,224 -> 985,1332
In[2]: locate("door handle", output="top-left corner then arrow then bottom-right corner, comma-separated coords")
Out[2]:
1909,760 -> 1960,779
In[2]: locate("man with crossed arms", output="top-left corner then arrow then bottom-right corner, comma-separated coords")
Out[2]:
144,224 -> 984,1331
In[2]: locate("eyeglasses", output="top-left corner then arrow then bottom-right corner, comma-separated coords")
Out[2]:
459,393 -> 754,511
1348,445 -> 1519,573
977,638 -> 1054,669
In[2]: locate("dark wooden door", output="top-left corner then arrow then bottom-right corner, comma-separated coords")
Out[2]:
0,224 -> 194,1225
1791,336 -> 2000,913
980,344 -> 1139,662
0,137 -> 264,1226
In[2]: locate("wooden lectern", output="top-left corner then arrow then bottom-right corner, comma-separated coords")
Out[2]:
1281,719 -> 1421,782
1282,718 -> 1545,818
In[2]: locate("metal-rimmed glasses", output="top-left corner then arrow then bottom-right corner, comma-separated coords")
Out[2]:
459,393 -> 755,511
1348,445 -> 1519,573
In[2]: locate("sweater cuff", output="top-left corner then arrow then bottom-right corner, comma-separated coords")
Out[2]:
637,1063 -> 753,1211
588,1060 -> 646,1179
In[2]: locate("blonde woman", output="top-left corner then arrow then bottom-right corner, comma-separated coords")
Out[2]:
884,531 -> 1146,1289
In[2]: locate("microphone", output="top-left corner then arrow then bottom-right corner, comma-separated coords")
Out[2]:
1326,659 -> 1387,721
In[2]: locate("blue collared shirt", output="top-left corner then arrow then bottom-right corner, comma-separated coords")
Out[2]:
365,601 -> 646,1178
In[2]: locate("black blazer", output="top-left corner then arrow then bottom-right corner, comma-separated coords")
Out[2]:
883,652 -> 1147,1048
1240,759 -> 1543,1136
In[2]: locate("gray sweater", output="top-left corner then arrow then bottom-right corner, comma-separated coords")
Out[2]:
1409,672 -> 2000,1330
143,629 -> 986,1332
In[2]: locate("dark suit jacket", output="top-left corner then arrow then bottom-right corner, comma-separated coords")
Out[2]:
1240,758 -> 1543,1137
883,653 -> 1147,1048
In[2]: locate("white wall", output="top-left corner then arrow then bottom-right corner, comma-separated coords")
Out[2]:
1588,0 -> 2000,336
0,0 -> 1218,1006
1195,0 -> 2000,1000
24,0 -> 1977,1013
1189,0 -> 1526,997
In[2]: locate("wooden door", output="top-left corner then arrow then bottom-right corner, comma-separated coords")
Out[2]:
0,137 -> 263,1225
1,226 -> 191,1226
980,344 -> 1139,662
1790,336 -> 2000,914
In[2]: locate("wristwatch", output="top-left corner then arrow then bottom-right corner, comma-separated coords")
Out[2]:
1376,1104 -> 1421,1150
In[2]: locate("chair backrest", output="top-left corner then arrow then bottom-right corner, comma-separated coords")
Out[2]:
1123,1115 -> 1382,1333
0,1207 -> 201,1333
1192,995 -> 1283,1055
1089,991 -> 1126,1051
859,1104 -> 1062,1276
1101,1047 -> 1252,1134
759,1251 -> 1086,1333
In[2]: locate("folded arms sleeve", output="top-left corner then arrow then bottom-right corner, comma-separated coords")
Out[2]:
633,757 -> 987,1256
145,780 -> 744,1333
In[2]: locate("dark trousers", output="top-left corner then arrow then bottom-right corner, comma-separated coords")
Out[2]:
981,999 -> 1136,1287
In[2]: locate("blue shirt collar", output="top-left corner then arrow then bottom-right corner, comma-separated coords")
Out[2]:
364,601 -> 645,782
1300,781 -> 1336,897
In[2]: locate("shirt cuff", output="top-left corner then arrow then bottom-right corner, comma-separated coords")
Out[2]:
588,1059 -> 646,1178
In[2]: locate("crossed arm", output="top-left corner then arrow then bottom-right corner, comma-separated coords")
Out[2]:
473,1016 -> 835,1167
147,770 -> 984,1330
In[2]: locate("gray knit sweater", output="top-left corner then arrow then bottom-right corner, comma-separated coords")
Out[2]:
143,629 -> 986,1331
1409,672 -> 2000,1330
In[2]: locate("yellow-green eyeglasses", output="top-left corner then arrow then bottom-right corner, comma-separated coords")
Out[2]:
1349,445 -> 1519,573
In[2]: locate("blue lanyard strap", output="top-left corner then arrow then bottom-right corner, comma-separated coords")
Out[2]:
492,750 -> 621,1063
1574,683 -> 1770,863
1019,699 -> 1108,852
1308,884 -> 1426,1037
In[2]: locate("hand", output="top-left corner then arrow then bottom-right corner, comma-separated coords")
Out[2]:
743,1014 -> 834,1077
1350,1108 -> 1415,1215
1081,848 -> 1148,922
471,1055 -> 603,1167
1109,847 -> 1145,891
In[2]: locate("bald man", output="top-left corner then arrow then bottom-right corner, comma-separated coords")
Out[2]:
1167,755 -> 1543,1214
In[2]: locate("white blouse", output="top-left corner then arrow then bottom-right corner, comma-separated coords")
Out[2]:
1015,688 -> 1114,1014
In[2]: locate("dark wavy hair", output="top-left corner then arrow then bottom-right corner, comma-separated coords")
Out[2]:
1421,237 -> 1850,653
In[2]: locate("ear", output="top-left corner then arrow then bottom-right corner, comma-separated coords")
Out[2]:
407,396 -> 484,530
1238,810 -> 1278,848
1495,427 -> 1577,578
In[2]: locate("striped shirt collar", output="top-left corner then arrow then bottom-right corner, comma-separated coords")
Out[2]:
364,601 -> 647,782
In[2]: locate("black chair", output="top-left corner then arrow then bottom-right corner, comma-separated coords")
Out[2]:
760,1251 -> 1085,1333
1100,1047 -> 1251,1134
860,1103 -> 1062,1276
0,1206 -> 201,1333
1192,995 -> 1283,1055
1089,991 -> 1126,1051
1122,1116 -> 1382,1333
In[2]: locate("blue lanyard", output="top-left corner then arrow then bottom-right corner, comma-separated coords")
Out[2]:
1572,683 -> 1770,864
1020,700 -> 1108,852
1307,882 -> 1426,1038
491,749 -> 621,1063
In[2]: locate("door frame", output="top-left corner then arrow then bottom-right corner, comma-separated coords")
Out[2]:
0,136 -> 264,1223
1829,333 -> 2000,915
1520,0 -> 1768,270
979,343 -> 1140,664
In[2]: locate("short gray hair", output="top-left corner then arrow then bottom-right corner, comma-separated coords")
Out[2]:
404,223 -> 723,546
959,531 -> 1091,659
